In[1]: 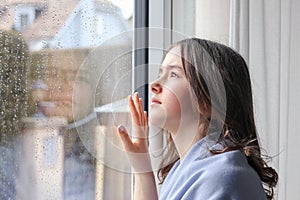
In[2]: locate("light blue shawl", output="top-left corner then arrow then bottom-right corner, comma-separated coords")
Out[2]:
159,137 -> 266,200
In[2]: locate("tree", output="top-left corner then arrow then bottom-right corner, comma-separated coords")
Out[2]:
0,30 -> 29,146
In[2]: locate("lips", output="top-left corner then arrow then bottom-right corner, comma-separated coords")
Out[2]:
151,97 -> 161,105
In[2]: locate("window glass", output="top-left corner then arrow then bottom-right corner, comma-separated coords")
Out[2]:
0,0 -> 133,199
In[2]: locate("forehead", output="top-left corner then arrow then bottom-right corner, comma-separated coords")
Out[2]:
162,47 -> 183,67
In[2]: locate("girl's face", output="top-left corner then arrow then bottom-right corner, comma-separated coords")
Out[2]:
150,48 -> 200,133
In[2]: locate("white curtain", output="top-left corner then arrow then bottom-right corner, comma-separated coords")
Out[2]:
229,0 -> 300,199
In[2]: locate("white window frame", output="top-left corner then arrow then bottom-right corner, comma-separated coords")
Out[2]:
148,0 -> 173,193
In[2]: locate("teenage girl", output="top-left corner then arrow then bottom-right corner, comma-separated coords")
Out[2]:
117,38 -> 278,200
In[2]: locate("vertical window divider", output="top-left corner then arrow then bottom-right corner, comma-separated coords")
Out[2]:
132,0 -> 149,199
133,0 -> 149,112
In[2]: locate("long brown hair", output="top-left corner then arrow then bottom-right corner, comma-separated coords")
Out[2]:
157,38 -> 278,200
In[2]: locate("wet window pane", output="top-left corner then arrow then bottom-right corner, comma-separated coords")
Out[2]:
0,0 -> 133,199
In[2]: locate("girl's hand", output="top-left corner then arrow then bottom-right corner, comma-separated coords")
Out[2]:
117,92 -> 152,173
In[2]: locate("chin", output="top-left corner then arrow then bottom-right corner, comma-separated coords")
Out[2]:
149,113 -> 166,129
149,116 -> 162,128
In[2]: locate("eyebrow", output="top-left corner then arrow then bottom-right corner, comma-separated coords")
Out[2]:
158,65 -> 184,74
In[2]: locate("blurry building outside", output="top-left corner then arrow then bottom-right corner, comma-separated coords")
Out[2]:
0,0 -> 134,199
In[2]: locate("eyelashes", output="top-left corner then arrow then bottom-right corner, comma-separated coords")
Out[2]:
170,71 -> 179,78
157,71 -> 180,79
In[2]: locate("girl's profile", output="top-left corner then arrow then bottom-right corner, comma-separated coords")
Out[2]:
117,38 -> 278,200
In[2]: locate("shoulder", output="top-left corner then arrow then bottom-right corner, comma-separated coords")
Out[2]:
160,150 -> 266,200
192,150 -> 261,187
184,150 -> 266,199
196,150 -> 252,174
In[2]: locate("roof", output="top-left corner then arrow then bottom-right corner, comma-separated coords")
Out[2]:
22,0 -> 120,41
3,0 -> 44,5
1,0 -> 124,44
22,0 -> 79,40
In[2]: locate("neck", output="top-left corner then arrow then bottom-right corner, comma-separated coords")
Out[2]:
170,122 -> 206,161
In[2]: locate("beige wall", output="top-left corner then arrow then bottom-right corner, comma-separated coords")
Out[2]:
17,117 -> 67,200
195,0 -> 230,45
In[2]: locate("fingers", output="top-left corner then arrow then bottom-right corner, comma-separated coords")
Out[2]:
139,98 -> 145,126
144,111 -> 149,146
128,94 -> 139,125
117,93 -> 149,156
128,92 -> 147,127
117,125 -> 134,152
144,111 -> 148,135
126,92 -> 149,141
133,92 -> 144,125
117,124 -> 152,173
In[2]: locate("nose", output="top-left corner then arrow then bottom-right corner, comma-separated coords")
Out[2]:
150,80 -> 162,94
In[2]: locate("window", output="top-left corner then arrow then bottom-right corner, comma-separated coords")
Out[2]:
0,0 -> 135,199
20,13 -> 28,30
0,0 -> 234,198
35,8 -> 43,19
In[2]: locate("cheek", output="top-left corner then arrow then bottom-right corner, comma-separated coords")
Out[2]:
164,90 -> 182,115
173,86 -> 200,120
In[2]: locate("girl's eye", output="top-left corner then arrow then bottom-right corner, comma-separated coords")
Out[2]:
170,72 -> 179,78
